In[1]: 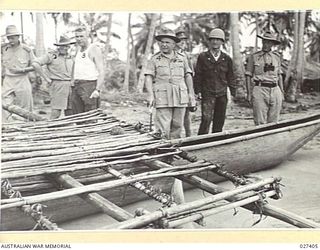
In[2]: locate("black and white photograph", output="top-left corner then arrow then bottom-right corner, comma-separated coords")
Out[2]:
1,9 -> 320,233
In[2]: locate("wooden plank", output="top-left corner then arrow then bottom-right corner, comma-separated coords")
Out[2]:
54,173 -> 133,222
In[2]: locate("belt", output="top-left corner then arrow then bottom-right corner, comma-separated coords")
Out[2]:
254,81 -> 277,88
74,79 -> 97,84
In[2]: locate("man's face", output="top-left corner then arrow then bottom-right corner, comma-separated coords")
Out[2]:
57,45 -> 70,56
159,37 -> 176,54
75,31 -> 88,47
209,38 -> 223,50
7,35 -> 20,47
262,39 -> 274,52
177,39 -> 188,50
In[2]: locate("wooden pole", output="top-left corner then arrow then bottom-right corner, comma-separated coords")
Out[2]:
145,160 -> 320,228
2,103 -> 46,121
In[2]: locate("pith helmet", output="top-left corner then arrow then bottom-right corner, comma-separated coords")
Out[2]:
175,27 -> 188,40
209,28 -> 225,42
155,29 -> 181,43
257,31 -> 280,45
54,35 -> 75,46
2,25 -> 22,37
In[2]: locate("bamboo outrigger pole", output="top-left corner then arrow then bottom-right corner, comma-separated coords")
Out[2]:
145,159 -> 320,228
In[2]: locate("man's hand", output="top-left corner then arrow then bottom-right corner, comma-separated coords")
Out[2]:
188,93 -> 196,107
90,89 -> 100,99
230,87 -> 236,98
246,93 -> 252,106
195,93 -> 202,101
147,94 -> 154,108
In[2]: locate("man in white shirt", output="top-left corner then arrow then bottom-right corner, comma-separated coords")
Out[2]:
71,27 -> 105,114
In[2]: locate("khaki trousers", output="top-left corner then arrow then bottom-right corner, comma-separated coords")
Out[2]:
252,86 -> 282,125
155,107 -> 186,139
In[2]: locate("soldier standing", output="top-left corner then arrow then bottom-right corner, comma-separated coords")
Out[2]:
245,31 -> 284,125
175,27 -> 196,137
194,28 -> 236,134
1,25 -> 38,122
32,36 -> 75,119
145,29 -> 196,139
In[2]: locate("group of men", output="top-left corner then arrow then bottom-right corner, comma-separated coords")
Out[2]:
146,27 -> 283,140
1,24 -> 283,137
1,25 -> 104,121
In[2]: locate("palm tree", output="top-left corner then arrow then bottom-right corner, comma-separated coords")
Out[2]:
123,13 -> 131,93
35,13 -> 45,56
230,12 -> 245,92
136,13 -> 157,93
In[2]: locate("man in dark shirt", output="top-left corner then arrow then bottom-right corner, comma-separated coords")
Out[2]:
194,28 -> 236,134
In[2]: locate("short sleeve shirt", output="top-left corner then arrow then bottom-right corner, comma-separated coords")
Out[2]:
245,50 -> 281,83
145,51 -> 192,108
35,52 -> 74,81
1,43 -> 34,76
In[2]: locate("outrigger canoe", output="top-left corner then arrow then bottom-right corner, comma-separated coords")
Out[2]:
1,110 -> 320,230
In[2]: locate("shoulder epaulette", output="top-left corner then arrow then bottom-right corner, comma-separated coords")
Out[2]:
21,44 -> 32,53
151,51 -> 161,60
271,51 -> 281,57
48,50 -> 58,59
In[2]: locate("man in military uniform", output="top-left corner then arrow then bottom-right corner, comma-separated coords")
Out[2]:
1,25 -> 38,122
194,28 -> 237,134
245,31 -> 284,125
145,29 -> 196,139
32,36 -> 75,119
175,27 -> 196,137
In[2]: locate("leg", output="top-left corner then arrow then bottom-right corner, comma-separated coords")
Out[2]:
252,86 -> 269,125
184,108 -> 192,137
267,87 -> 283,123
78,81 -> 99,112
2,91 -> 15,122
212,95 -> 227,133
154,107 -> 172,139
71,85 -> 84,114
198,98 -> 215,135
170,107 -> 186,139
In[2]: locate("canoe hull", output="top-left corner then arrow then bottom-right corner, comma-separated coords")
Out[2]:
2,115 -> 320,231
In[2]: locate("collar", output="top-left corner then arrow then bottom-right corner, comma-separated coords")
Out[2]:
210,50 -> 221,60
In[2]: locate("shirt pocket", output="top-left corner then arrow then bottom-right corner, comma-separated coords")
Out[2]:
254,62 -> 263,75
156,65 -> 169,76
172,65 -> 184,77
154,86 -> 168,105
180,86 -> 189,104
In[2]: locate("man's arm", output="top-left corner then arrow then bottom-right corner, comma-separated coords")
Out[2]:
185,73 -> 196,107
227,57 -> 237,97
193,54 -> 203,99
145,75 -> 154,107
89,45 -> 105,98
245,54 -> 254,104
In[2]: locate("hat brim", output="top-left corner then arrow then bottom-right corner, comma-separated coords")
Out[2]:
2,33 -> 22,37
155,35 -> 180,43
257,35 -> 280,44
54,41 -> 76,46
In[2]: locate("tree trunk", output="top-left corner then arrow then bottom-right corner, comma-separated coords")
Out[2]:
104,13 -> 113,67
123,14 -> 131,93
35,13 -> 46,56
296,11 -> 306,92
136,13 -> 157,93
285,12 -> 299,102
230,12 -> 245,97
286,11 -> 305,102
254,13 -> 259,52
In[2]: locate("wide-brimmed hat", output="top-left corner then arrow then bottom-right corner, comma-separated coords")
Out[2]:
2,25 -> 22,37
175,27 -> 188,40
155,29 -> 180,43
257,31 -> 280,44
54,35 -> 75,46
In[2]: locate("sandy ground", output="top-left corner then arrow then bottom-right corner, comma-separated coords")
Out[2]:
54,94 -> 320,230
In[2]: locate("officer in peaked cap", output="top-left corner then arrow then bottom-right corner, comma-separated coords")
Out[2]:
1,25 -> 40,121
32,35 -> 75,119
245,31 -> 284,125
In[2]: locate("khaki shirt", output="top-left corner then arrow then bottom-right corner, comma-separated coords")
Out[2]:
1,43 -> 34,77
34,51 -> 74,81
245,50 -> 282,84
145,51 -> 192,108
